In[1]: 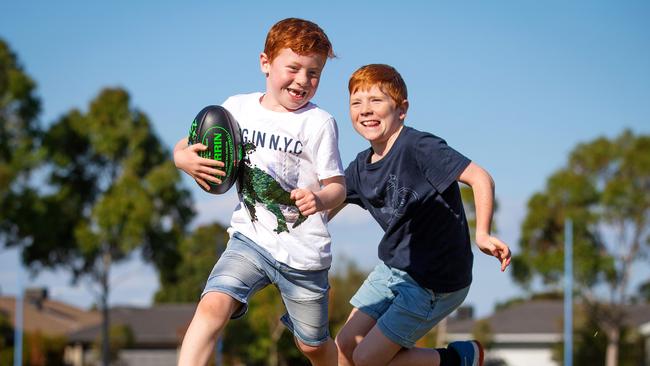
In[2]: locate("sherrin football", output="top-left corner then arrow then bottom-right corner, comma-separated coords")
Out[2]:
188,105 -> 243,194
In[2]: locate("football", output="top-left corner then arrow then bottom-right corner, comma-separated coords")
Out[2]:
188,105 -> 243,194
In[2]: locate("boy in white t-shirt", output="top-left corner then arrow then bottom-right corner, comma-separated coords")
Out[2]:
173,18 -> 345,366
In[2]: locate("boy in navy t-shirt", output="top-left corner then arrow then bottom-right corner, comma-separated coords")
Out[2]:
331,64 -> 511,366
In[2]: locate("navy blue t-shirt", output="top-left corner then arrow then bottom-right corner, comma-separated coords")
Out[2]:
345,126 -> 473,292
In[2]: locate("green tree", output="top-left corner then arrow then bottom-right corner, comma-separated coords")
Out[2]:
328,259 -> 367,336
154,222 -> 228,303
9,88 -> 193,366
552,304 -> 644,366
0,38 -> 42,246
513,130 -> 650,366
24,331 -> 67,366
0,312 -> 13,365
244,286 -> 296,366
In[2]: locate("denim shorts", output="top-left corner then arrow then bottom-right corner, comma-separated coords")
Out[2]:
202,232 -> 331,346
350,263 -> 470,348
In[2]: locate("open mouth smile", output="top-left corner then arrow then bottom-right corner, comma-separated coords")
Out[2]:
360,120 -> 380,127
287,88 -> 307,99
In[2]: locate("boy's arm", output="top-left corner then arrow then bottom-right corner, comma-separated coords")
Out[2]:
291,176 -> 346,217
173,137 -> 225,191
458,162 -> 511,272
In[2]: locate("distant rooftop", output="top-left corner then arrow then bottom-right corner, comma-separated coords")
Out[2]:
68,304 -> 196,347
447,300 -> 650,343
0,288 -> 100,337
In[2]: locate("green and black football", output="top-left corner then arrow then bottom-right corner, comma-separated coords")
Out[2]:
188,105 -> 243,194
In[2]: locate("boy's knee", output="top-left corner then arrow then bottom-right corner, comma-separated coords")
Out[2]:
295,339 -> 327,358
196,292 -> 240,319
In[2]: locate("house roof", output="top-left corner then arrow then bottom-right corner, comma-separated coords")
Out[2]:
449,300 -> 564,335
0,294 -> 100,337
68,304 -> 196,347
447,300 -> 650,343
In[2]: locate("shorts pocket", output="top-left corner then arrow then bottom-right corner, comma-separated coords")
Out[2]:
391,280 -> 435,319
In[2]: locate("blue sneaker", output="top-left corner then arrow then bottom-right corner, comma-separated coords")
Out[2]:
448,340 -> 484,366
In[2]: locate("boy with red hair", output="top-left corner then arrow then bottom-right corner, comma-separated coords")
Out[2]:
174,18 -> 344,366
331,64 -> 511,366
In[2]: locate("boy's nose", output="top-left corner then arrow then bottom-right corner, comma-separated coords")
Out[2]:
295,70 -> 308,86
360,102 -> 373,115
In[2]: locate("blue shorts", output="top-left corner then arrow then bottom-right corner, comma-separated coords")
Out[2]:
350,263 -> 469,348
202,232 -> 331,346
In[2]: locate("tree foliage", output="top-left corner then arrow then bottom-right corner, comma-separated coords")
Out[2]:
0,38 -> 41,246
552,304 -> 644,366
2,85 -> 194,366
24,332 -> 67,366
515,130 -> 649,294
328,260 -> 367,336
16,87 -> 194,276
0,312 -> 13,365
154,222 -> 228,303
513,130 -> 650,365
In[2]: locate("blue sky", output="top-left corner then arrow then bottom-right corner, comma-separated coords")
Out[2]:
1,1 -> 649,317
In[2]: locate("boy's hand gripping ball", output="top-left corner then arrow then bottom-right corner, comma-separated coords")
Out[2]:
188,105 -> 243,194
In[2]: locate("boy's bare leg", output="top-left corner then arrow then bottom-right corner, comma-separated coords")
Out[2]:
177,292 -> 241,366
353,326 -> 442,366
295,337 -> 338,366
336,309 -> 441,366
335,309 -> 379,366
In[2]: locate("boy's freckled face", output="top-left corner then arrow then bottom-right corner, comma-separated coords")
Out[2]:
349,86 -> 407,151
260,48 -> 326,112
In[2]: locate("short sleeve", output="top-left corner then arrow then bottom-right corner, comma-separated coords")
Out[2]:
416,134 -> 471,193
310,117 -> 345,180
221,96 -> 235,112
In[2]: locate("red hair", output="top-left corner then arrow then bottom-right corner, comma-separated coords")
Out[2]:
348,64 -> 408,106
264,18 -> 335,62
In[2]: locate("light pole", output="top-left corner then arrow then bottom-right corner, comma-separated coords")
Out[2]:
564,218 -> 573,366
13,265 -> 23,366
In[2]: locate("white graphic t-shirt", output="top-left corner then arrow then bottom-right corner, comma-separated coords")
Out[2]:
223,93 -> 344,270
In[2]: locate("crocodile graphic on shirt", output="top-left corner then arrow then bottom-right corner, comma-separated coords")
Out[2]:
239,142 -> 307,233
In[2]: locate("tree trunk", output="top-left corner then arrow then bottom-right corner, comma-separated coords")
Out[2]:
101,249 -> 111,366
605,327 -> 619,366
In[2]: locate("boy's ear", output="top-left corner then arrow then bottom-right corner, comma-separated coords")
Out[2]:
399,100 -> 409,121
260,52 -> 271,76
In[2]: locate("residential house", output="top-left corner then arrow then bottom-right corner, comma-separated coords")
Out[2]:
0,288 -> 100,364
0,288 -> 99,338
446,300 -> 650,366
66,304 -> 195,366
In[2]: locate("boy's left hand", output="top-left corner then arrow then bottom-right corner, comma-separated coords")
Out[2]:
476,233 -> 511,272
291,188 -> 322,216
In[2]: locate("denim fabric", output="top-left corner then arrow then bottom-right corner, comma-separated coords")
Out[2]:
350,262 -> 469,348
203,232 -> 330,346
